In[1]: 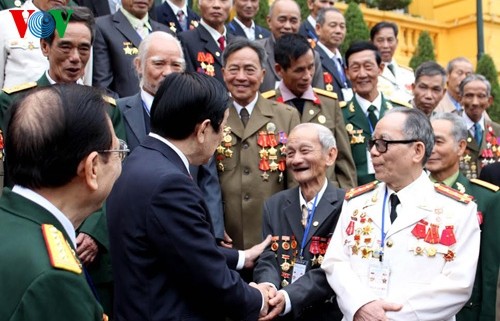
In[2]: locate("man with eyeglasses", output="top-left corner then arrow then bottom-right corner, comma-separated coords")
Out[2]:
342,40 -> 411,186
322,107 -> 480,321
458,74 -> 500,180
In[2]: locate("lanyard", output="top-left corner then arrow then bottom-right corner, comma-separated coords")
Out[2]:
379,188 -> 389,262
299,194 -> 319,258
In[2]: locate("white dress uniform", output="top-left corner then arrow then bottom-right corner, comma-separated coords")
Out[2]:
377,60 -> 415,104
0,1 -> 92,89
322,173 -> 480,321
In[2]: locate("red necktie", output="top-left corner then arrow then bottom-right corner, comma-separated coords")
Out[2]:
218,36 -> 225,51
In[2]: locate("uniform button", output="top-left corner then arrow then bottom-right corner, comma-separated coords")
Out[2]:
244,194 -> 250,200
244,168 -> 250,174
242,143 -> 249,149
386,240 -> 393,248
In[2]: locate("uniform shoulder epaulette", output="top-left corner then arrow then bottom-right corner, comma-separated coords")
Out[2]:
339,101 -> 347,108
102,95 -> 116,106
388,97 -> 412,108
42,224 -> 82,274
261,89 -> 276,99
470,178 -> 499,192
345,180 -> 379,200
434,183 -> 474,204
2,81 -> 37,94
313,87 -> 338,100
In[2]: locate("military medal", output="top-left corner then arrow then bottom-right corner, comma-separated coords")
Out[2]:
216,126 -> 233,172
309,236 -> 320,266
281,255 -> 291,272
271,236 -> 279,252
424,224 -> 440,244
281,272 -> 290,287
444,250 -> 455,262
290,236 -> 297,250
411,219 -> 428,239
439,226 -> 456,246
281,236 -> 290,250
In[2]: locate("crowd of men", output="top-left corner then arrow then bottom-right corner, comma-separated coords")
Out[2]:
0,0 -> 499,320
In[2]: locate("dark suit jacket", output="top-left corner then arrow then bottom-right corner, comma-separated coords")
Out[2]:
0,189 -> 104,321
116,93 -> 226,239
74,0 -> 160,19
178,24 -> 233,86
226,19 -> 271,40
461,121 -> 500,179
253,183 -> 344,321
257,36 -> 324,93
107,136 -> 262,320
479,162 -> 500,186
92,10 -> 169,98
298,20 -> 317,43
155,2 -> 200,34
315,45 -> 351,101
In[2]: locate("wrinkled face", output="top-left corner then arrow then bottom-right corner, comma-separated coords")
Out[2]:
461,79 -> 492,123
234,0 -> 259,21
448,60 -> 473,97
346,49 -> 383,100
223,47 -> 265,106
413,74 -> 446,117
121,0 -> 154,19
286,126 -> 336,185
426,119 -> 463,178
277,49 -> 315,97
267,0 -> 301,39
41,22 -> 91,84
33,0 -> 69,11
138,39 -> 184,95
372,27 -> 397,63
308,0 -> 335,17
199,0 -> 231,28
316,10 -> 345,50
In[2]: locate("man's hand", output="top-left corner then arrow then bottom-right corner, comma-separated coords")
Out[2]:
250,282 -> 273,318
354,300 -> 403,321
219,230 -> 233,249
259,289 -> 285,321
76,233 -> 99,266
244,235 -> 272,269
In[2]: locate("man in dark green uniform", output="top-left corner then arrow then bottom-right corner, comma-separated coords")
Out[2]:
342,41 -> 411,185
0,84 -> 122,320
0,7 -> 124,318
426,112 -> 500,321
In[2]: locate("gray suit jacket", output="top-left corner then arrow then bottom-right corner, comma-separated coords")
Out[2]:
257,36 -> 325,93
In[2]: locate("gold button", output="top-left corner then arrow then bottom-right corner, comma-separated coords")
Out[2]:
386,240 -> 393,247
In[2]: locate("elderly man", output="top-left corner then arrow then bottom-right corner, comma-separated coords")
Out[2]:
0,84 -> 122,320
435,57 -> 474,114
258,0 -> 324,92
107,72 -> 272,320
264,33 -> 356,190
459,74 -> 500,179
155,0 -> 200,34
298,0 -> 334,45
253,122 -> 344,321
227,0 -> 270,40
322,107 -> 480,321
426,112 -> 500,321
218,37 -> 300,252
411,61 -> 446,117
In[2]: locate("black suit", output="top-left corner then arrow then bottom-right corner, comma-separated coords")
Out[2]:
298,20 -> 317,43
226,19 -> 271,40
92,10 -> 169,97
107,136 -> 262,321
178,24 -> 234,85
155,2 -> 200,34
253,182 -> 344,320
74,0 -> 160,19
116,93 -> 226,239
315,44 -> 351,101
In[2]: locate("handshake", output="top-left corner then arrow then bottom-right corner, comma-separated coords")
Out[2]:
250,282 -> 286,321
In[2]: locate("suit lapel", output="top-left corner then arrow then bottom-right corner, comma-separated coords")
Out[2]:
198,25 -> 224,65
283,187 -> 305,245
242,96 -> 275,141
123,93 -> 148,144
227,20 -> 245,37
159,3 -> 181,33
227,104 -> 244,139
345,98 -> 371,135
113,10 -> 142,49
305,184 -> 341,242
264,38 -> 279,81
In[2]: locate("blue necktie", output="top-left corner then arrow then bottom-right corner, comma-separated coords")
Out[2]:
474,123 -> 483,146
334,57 -> 347,87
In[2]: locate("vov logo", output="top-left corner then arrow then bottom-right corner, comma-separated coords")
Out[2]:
9,9 -> 73,39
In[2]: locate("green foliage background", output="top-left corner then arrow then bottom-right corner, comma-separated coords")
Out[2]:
476,54 -> 500,123
409,31 -> 435,70
340,1 -> 370,55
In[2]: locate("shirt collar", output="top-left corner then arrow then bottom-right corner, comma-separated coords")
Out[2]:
447,91 -> 462,111
120,7 -> 152,31
278,81 -> 316,102
140,89 -> 155,114
462,112 -> 485,130
387,171 -> 429,210
429,170 -> 460,187
45,70 -> 84,85
200,19 -> 226,42
306,15 -> 316,29
166,0 -> 188,16
12,185 -> 77,248
232,93 -> 259,116
355,92 -> 382,116
299,178 -> 328,209
148,133 -> 190,174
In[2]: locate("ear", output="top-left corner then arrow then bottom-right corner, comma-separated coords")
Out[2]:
275,63 -> 283,79
40,39 -> 50,58
315,22 -> 321,35
195,119 -> 211,144
378,62 -> 385,75
134,57 -> 142,76
260,68 -> 266,84
266,15 -> 272,29
413,141 -> 426,164
457,139 -> 467,156
486,95 -> 494,109
325,147 -> 338,167
78,152 -> 100,192
411,82 -> 416,93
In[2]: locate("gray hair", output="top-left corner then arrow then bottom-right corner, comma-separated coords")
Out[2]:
316,7 -> 343,27
430,112 -> 468,146
446,56 -> 471,74
415,61 -> 446,87
222,37 -> 267,68
291,123 -> 336,152
384,107 -> 435,165
459,73 -> 491,97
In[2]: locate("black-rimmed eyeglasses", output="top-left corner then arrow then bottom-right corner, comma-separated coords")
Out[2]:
98,139 -> 130,161
368,138 -> 419,154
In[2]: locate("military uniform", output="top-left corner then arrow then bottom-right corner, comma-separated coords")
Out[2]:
264,87 -> 357,190
377,61 -> 414,104
0,188 -> 106,321
217,95 -> 300,250
322,174 -> 481,321
342,94 -> 412,185
460,121 -> 500,179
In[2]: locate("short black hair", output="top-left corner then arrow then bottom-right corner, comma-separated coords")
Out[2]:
274,33 -> 312,71
43,6 -> 96,45
345,40 -> 381,68
316,7 -> 342,26
222,36 -> 267,68
150,72 -> 229,139
6,84 -> 112,189
414,61 -> 446,85
370,21 -> 398,41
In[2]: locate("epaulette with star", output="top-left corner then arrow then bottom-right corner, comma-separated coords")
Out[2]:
313,87 -> 338,100
2,81 -> 37,94
42,224 -> 82,274
470,178 -> 499,192
339,101 -> 347,108
102,95 -> 116,107
434,183 -> 474,204
345,180 -> 379,200
261,90 -> 276,99
388,97 -> 412,108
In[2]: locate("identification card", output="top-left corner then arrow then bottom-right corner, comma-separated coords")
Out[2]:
291,259 -> 307,283
368,263 -> 391,298
342,88 -> 354,102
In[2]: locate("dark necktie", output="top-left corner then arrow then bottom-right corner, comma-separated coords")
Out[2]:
389,193 -> 400,223
218,36 -> 225,51
367,105 -> 378,129
177,10 -> 187,31
240,107 -> 249,127
474,122 -> 483,146
334,57 -> 347,86
387,63 -> 396,76
290,98 -> 305,115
